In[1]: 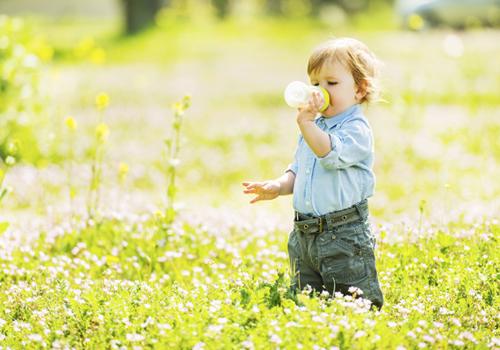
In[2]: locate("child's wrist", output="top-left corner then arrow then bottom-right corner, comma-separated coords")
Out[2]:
274,180 -> 282,196
296,116 -> 315,126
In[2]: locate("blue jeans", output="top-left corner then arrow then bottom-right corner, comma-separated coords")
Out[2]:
287,203 -> 384,310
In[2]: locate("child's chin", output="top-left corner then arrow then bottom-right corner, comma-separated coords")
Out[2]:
322,105 -> 336,117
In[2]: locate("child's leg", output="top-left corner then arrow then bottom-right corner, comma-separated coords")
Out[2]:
287,229 -> 324,294
317,218 -> 384,310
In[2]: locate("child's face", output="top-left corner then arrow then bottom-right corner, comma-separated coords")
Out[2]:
309,59 -> 364,117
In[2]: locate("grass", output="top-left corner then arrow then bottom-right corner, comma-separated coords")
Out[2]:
0,215 -> 498,348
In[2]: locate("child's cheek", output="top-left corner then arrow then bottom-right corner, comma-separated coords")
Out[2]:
322,104 -> 336,117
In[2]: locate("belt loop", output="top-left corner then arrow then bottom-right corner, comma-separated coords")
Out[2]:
325,215 -> 333,231
354,201 -> 363,217
354,200 -> 367,218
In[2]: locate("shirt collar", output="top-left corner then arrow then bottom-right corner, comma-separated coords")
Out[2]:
316,104 -> 361,129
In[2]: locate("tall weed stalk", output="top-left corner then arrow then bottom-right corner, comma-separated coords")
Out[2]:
87,93 -> 110,219
164,95 -> 191,225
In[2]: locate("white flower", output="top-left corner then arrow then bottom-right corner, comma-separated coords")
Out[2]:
241,340 -> 254,349
126,333 -> 145,342
354,330 -> 366,339
418,320 -> 427,327
28,334 -> 43,342
192,342 -> 205,350
348,286 -> 363,295
269,334 -> 282,344
423,335 -> 435,343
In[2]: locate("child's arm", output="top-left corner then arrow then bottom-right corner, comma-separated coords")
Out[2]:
242,171 -> 295,204
296,92 -> 371,168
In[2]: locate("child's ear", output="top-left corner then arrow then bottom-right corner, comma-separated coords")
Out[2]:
355,79 -> 368,101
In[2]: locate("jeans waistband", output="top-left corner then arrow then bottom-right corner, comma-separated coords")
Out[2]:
294,200 -> 368,234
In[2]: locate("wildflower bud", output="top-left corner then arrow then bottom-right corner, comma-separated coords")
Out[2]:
65,116 -> 78,131
169,158 -> 180,168
5,156 -> 15,166
95,123 -> 109,143
118,162 -> 129,182
95,92 -> 110,111
182,94 -> 191,109
172,101 -> 184,116
419,199 -> 427,213
6,140 -> 19,155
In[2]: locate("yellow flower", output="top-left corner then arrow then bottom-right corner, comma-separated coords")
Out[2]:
172,101 -> 184,116
408,14 -> 424,31
95,92 -> 110,111
65,116 -> 77,131
171,95 -> 192,116
74,36 -> 95,58
34,38 -> 54,62
0,168 -> 4,181
95,123 -> 109,143
106,255 -> 120,264
90,48 -> 106,65
118,162 -> 129,182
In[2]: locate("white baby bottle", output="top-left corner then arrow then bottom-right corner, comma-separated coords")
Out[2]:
284,81 -> 330,112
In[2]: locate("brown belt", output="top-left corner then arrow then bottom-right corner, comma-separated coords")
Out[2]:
294,200 -> 367,234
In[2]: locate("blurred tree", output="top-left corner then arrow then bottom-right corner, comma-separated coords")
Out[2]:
212,0 -> 231,18
310,0 -> 370,16
122,0 -> 162,34
265,0 -> 284,16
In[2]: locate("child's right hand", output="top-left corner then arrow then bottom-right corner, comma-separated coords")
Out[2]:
242,180 -> 281,204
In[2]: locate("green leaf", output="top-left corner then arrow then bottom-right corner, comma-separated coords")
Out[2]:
0,222 -> 9,235
0,188 -> 7,201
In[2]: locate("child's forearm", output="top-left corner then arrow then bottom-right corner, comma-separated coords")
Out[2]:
275,171 -> 295,196
297,120 -> 331,157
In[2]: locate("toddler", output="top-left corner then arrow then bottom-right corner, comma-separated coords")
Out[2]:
242,37 -> 384,310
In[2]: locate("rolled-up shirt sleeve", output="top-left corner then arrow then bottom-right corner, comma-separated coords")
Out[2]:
318,119 -> 372,170
285,136 -> 301,175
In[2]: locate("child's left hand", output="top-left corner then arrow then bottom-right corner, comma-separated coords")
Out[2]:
296,91 -> 323,125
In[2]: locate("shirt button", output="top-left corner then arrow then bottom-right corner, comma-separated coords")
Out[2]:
306,168 -> 310,174
305,201 -> 311,206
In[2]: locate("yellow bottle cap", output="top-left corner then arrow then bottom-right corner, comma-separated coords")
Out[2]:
318,87 -> 331,112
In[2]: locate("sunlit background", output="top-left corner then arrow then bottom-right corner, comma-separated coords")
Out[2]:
1,0 -> 499,231
0,1 -> 499,348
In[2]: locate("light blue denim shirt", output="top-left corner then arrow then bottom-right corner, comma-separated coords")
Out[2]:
286,104 -> 375,216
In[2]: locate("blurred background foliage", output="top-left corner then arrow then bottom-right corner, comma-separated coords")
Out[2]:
0,0 -> 499,221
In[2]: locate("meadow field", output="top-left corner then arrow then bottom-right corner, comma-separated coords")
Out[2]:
0,6 -> 499,349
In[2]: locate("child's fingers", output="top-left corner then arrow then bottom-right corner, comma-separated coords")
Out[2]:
249,195 -> 261,204
244,182 -> 262,190
312,92 -> 321,110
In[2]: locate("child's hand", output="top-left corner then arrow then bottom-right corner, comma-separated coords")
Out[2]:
242,180 -> 281,204
296,91 -> 323,125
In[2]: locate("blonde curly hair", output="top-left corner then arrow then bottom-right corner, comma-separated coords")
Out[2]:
307,37 -> 381,104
